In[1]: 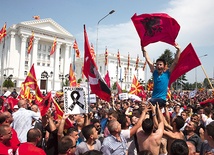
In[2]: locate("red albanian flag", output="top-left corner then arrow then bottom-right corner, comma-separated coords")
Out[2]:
131,13 -> 180,47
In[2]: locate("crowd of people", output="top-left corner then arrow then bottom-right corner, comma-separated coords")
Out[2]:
0,87 -> 214,155
0,43 -> 214,155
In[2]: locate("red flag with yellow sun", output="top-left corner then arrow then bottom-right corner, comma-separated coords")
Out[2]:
129,75 -> 145,97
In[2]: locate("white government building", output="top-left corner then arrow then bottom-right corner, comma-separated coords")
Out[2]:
0,18 -> 146,93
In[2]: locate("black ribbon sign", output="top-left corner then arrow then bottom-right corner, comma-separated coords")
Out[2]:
69,90 -> 84,111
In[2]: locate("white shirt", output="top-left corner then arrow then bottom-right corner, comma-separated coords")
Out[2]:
12,108 -> 40,142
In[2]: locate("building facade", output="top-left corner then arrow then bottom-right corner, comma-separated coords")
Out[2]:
0,18 -> 146,93
0,18 -> 75,92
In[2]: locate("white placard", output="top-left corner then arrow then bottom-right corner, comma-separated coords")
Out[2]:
63,87 -> 88,114
85,94 -> 97,104
119,93 -> 128,100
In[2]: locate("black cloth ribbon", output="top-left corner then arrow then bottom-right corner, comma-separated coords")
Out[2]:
69,91 -> 84,111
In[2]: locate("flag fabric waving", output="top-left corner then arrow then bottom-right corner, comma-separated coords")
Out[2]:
69,63 -> 77,87
142,61 -> 147,71
135,55 -> 139,71
83,25 -> 111,102
168,43 -> 201,87
33,15 -> 40,20
129,75 -> 144,97
116,82 -> 122,94
38,92 -> 52,116
117,50 -> 121,67
73,39 -> 80,58
127,53 -> 130,70
105,47 -> 108,66
131,13 -> 180,47
23,64 -> 43,101
27,31 -> 34,54
90,43 -> 95,60
52,96 -> 73,129
147,81 -> 154,91
104,71 -> 111,88
50,38 -> 57,55
0,23 -> 6,42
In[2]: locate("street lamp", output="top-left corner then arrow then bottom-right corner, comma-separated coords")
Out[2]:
41,71 -> 53,93
195,54 -> 207,90
96,10 -> 115,64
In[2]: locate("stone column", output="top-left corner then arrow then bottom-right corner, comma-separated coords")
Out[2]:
31,37 -> 40,66
19,34 -> 27,78
64,44 -> 70,75
53,42 -> 61,90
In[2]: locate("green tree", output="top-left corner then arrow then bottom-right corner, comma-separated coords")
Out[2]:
159,49 -> 174,67
77,78 -> 82,83
3,79 -> 14,88
203,78 -> 212,89
112,82 -> 117,90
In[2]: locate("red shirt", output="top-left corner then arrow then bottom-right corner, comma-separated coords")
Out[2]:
16,142 -> 46,155
0,142 -> 13,155
5,128 -> 20,152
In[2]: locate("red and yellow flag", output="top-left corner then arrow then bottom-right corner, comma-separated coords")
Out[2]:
69,64 -> 77,87
52,97 -> 73,129
135,55 -> 139,71
90,43 -> 95,60
129,75 -> 144,96
27,31 -> 34,54
73,39 -> 80,58
147,81 -> 153,91
18,83 -> 33,101
105,47 -> 108,66
33,15 -> 40,20
0,23 -> 6,42
23,64 -> 43,101
117,50 -> 121,67
50,38 -> 57,55
166,87 -> 171,100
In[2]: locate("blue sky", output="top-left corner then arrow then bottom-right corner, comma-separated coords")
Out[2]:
1,0 -> 214,84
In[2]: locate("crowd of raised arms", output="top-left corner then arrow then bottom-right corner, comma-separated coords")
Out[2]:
0,87 -> 214,155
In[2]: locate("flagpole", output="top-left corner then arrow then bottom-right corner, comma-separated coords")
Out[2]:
200,65 -> 214,89
0,37 -> 5,95
73,48 -> 76,71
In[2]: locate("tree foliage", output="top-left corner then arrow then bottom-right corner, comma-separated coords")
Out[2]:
3,79 -> 14,88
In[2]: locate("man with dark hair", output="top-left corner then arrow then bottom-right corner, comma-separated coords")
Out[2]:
66,127 -> 79,143
0,125 -> 13,155
58,136 -> 76,155
164,116 -> 185,154
200,121 -> 214,154
16,128 -> 46,154
142,43 -> 180,107
170,139 -> 189,155
75,124 -> 101,155
136,104 -> 164,155
184,121 -> 202,153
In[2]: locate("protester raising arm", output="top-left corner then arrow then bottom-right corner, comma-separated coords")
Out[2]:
169,43 -> 181,73
142,46 -> 155,73
57,113 -> 70,140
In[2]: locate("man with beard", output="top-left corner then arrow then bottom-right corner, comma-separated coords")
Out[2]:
142,43 -> 180,107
